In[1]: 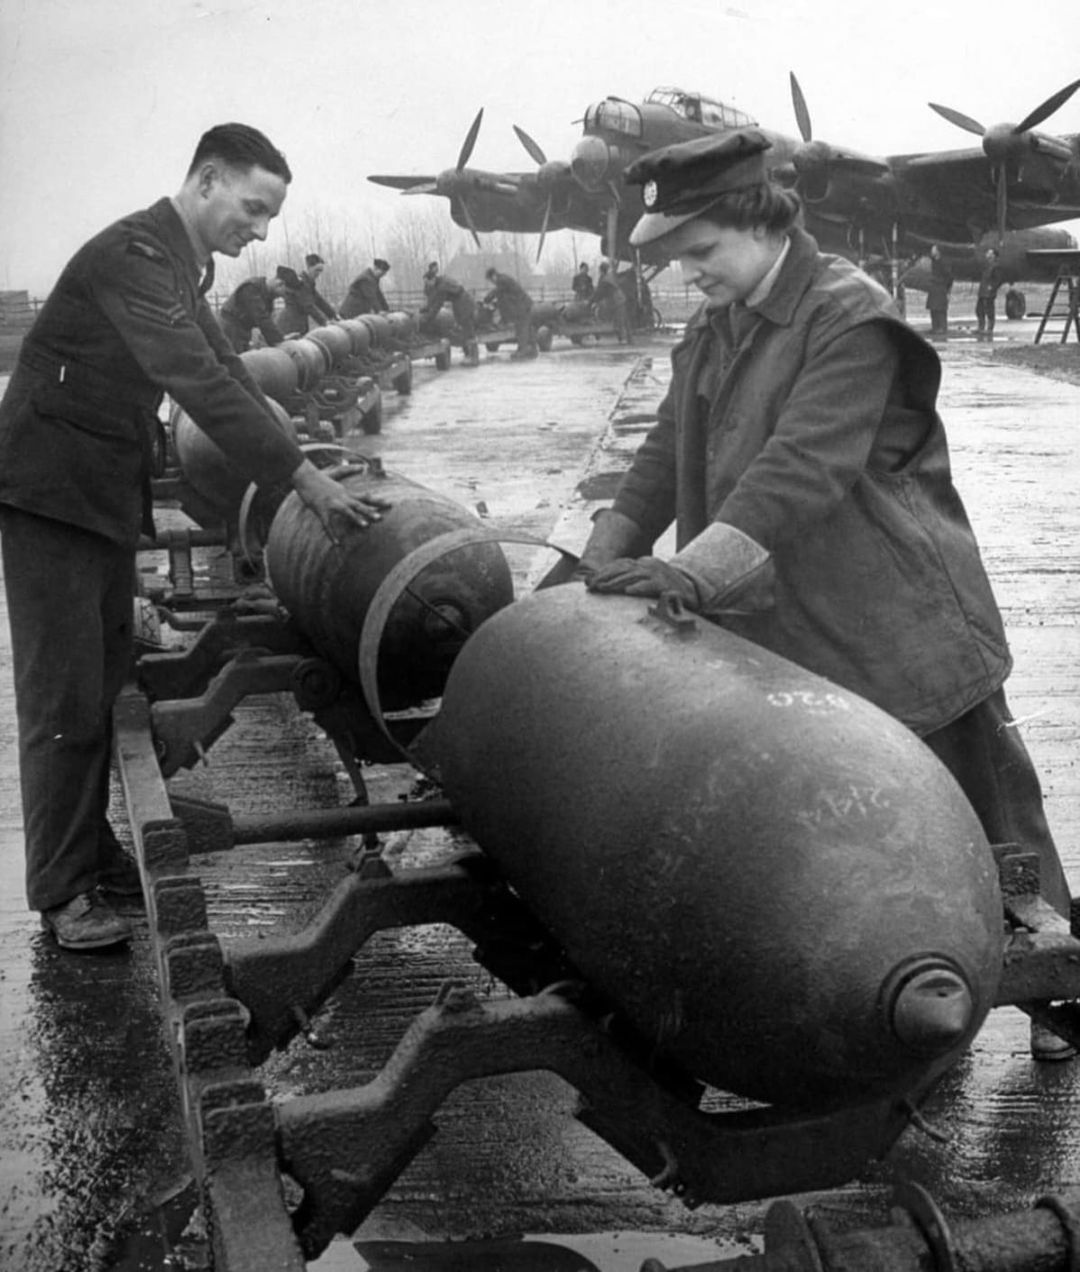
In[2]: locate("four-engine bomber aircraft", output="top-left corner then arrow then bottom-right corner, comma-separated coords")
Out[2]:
369,75 -> 1080,302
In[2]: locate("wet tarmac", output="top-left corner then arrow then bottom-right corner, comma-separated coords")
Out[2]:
2,309 -> 1080,1271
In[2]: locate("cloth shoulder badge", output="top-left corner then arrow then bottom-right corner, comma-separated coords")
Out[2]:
127,237 -> 167,265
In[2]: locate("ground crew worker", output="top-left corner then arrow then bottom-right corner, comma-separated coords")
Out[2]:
483,266 -> 538,359
574,127 -> 1074,1062
593,261 -> 631,342
421,263 -> 478,359
219,273 -> 287,352
976,247 -> 1004,339
277,253 -> 337,335
572,262 -> 594,302
0,123 -> 390,952
925,244 -> 953,340
340,258 -> 391,318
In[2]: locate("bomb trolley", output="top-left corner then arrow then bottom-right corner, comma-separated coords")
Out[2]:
114,525 -> 1080,1271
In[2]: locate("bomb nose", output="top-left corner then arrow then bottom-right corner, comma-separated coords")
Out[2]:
888,963 -> 975,1055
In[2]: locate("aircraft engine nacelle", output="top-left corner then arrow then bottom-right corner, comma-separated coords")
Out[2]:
571,135 -> 623,193
428,585 -> 1004,1110
792,140 -> 897,221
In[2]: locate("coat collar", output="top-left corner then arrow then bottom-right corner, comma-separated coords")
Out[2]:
150,197 -> 204,281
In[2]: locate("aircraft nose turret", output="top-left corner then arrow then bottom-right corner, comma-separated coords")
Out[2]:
571,135 -> 612,191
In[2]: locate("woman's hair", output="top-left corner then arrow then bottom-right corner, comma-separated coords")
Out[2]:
696,181 -> 802,235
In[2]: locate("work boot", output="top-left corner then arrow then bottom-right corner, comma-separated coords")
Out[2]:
1030,1020 -> 1077,1062
41,893 -> 132,951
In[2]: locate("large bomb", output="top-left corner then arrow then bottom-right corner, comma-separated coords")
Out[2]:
171,395 -> 296,520
429,586 -> 1004,1109
266,470 -> 513,710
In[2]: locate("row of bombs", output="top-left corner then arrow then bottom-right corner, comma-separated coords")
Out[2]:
167,311 -> 432,537
238,310 -> 427,403
166,305 -> 1007,1125
157,425 -> 1010,1122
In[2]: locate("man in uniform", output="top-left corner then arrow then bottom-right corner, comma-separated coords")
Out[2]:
0,123 -> 389,951
421,262 -> 478,360
483,266 -> 538,359
277,251 -> 338,335
219,273 -> 287,352
340,258 -> 391,318
575,128 -> 1074,1061
925,244 -> 953,341
571,262 -> 594,303
976,247 -> 1004,340
592,261 -> 631,342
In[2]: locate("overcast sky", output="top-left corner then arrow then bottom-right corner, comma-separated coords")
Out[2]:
3,0 -> 1080,294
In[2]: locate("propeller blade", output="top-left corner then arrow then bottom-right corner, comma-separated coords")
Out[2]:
536,196 -> 552,263
928,102 -> 986,136
455,197 -> 483,249
456,108 -> 485,171
400,182 -> 440,196
790,72 -> 812,143
995,164 -> 1008,242
1015,77 -> 1080,134
513,124 -> 548,167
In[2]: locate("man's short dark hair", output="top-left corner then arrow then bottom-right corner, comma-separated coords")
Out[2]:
188,123 -> 292,182
485,267 -> 498,280
374,258 -> 390,271
305,253 -> 324,268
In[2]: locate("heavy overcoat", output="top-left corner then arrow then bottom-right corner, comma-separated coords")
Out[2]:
611,228 -> 1011,733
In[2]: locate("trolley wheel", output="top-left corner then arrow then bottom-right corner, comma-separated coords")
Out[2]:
1005,289 -> 1026,320
392,360 -> 414,395
486,342 -> 501,353
465,341 -> 480,367
435,348 -> 451,371
537,325 -> 553,352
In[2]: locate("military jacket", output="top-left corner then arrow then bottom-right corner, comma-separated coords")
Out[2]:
483,271 -> 532,321
612,227 -> 1011,734
0,198 -> 304,547
220,276 -> 284,346
339,269 -> 389,318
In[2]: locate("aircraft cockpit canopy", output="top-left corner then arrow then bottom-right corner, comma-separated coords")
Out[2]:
585,97 -> 643,138
646,87 -> 757,130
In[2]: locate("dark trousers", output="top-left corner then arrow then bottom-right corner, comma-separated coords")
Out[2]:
504,302 -> 537,354
928,306 -> 948,336
975,296 -> 996,333
452,294 -> 477,343
923,686 -> 1071,917
0,506 -> 134,911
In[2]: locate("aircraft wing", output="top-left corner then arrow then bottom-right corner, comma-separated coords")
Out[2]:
890,146 -> 1080,232
1025,247 -> 1080,263
368,174 -> 441,191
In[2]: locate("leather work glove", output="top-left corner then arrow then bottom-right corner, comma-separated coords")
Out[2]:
571,508 -> 649,581
587,522 -> 775,618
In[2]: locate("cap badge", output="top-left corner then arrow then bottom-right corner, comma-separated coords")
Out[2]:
643,179 -> 658,210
